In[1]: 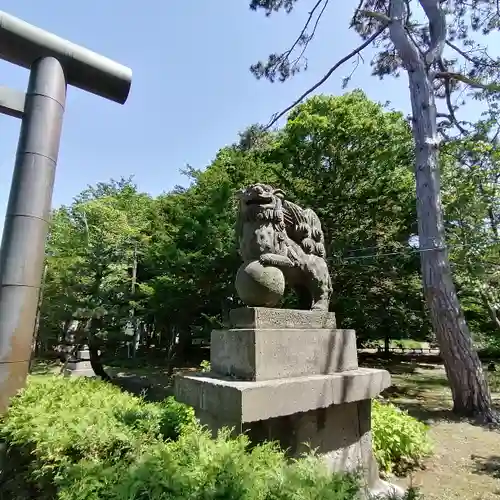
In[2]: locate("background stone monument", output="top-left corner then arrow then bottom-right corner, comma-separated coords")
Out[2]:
175,184 -> 401,497
63,345 -> 95,378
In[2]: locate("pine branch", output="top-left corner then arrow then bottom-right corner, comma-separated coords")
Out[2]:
437,58 -> 469,135
290,0 -> 330,68
351,0 -> 366,27
435,71 -> 500,91
359,9 -> 391,23
445,40 -> 500,68
264,25 -> 387,129
250,0 -> 330,82
283,0 -> 326,63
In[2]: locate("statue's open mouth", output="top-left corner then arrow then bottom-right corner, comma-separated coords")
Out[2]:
246,195 -> 273,205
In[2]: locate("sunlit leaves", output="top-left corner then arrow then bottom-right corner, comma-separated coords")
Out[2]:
441,134 -> 500,335
40,179 -> 154,346
263,91 -> 427,339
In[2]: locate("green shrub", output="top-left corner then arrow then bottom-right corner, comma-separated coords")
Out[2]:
199,359 -> 211,372
194,361 -> 432,477
56,428 -> 361,500
1,375 -> 429,499
372,399 -> 432,475
1,376 -> 361,500
0,375 -> 195,498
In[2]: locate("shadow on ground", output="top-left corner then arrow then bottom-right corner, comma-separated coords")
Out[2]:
110,374 -> 174,401
360,357 -> 440,374
106,363 -> 203,401
472,455 -> 500,479
362,359 -> 500,427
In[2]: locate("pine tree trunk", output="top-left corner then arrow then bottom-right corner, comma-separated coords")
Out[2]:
387,0 -> 498,423
405,61 -> 497,422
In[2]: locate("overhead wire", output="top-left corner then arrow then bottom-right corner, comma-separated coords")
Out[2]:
334,240 -> 500,265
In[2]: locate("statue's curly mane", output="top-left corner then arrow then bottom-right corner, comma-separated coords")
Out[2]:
283,200 -> 327,258
235,184 -> 285,241
235,183 -> 326,259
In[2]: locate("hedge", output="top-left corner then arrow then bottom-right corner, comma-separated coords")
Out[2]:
0,376 -> 428,499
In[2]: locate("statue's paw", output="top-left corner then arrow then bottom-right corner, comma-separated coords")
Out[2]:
260,253 -> 294,268
260,255 -> 280,267
311,300 -> 329,311
259,254 -> 273,266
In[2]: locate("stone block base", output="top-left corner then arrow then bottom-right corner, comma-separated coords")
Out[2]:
245,400 -> 379,487
174,307 -> 398,497
175,368 -> 390,428
63,348 -> 95,377
211,327 -> 358,381
227,307 -> 337,330
174,367 -> 390,492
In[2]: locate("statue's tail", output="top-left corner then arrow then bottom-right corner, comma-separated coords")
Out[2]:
283,199 -> 327,258
303,209 -> 327,257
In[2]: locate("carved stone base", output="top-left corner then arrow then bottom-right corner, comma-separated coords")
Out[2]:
211,327 -> 358,381
175,368 -> 390,426
174,307 -> 399,497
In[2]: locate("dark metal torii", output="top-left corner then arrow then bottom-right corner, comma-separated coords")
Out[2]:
0,11 -> 132,413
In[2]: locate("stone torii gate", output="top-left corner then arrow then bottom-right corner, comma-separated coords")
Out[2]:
0,11 -> 132,413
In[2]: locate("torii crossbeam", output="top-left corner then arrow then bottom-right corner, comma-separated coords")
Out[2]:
0,11 -> 132,413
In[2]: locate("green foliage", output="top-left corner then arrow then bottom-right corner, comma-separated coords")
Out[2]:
265,91 -> 428,341
199,359 -> 211,372
56,429 -> 361,500
248,0 -> 500,421
37,91 -> 499,375
1,376 -> 364,500
441,137 -> 500,339
0,376 -> 433,499
38,177 -> 154,358
0,376 -> 195,498
37,92 -> 437,363
379,487 -> 424,500
136,146 -> 282,355
156,396 -> 197,440
371,399 -> 432,476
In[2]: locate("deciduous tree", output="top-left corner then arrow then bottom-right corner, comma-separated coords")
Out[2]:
263,91 -> 427,344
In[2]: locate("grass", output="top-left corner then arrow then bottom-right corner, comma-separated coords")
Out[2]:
371,359 -> 500,420
30,358 -> 185,401
373,340 -> 430,350
30,359 -> 61,375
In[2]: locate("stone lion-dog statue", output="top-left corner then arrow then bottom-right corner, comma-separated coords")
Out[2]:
235,183 -> 332,311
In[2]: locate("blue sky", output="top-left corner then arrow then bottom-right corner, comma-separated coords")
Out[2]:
0,1 -> 490,237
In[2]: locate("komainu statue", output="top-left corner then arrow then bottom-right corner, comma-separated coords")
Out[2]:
235,183 -> 332,311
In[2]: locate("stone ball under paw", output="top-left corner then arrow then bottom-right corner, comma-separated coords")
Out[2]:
235,261 -> 285,307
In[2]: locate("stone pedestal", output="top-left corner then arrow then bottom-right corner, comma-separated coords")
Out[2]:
63,346 -> 95,377
175,307 -> 398,497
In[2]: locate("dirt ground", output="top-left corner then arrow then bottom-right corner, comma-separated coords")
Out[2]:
376,362 -> 500,500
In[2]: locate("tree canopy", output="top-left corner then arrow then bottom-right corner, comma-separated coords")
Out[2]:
35,91 -> 498,380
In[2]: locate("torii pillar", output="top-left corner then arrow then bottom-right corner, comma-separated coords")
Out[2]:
0,11 -> 132,413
